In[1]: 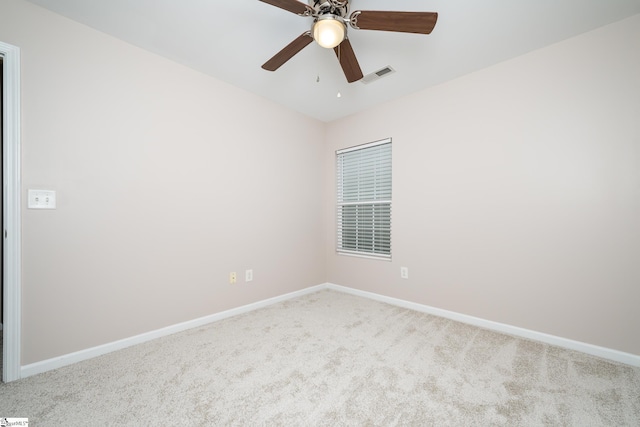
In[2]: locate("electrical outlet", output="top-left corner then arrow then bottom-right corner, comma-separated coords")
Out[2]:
400,267 -> 409,279
229,272 -> 237,284
245,269 -> 253,282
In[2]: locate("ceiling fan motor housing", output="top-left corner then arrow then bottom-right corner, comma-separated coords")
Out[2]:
310,0 -> 349,18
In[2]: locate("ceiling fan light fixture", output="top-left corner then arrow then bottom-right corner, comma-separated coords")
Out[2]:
313,15 -> 345,49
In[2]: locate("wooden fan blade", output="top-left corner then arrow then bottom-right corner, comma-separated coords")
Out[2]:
350,11 -> 438,34
262,32 -> 313,71
259,0 -> 311,16
334,38 -> 363,83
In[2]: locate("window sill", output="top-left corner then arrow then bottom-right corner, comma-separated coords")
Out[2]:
336,251 -> 392,261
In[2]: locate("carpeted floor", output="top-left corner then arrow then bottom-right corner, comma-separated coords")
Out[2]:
1,290 -> 639,425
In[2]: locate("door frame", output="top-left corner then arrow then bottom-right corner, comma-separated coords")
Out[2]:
1,40 -> 22,383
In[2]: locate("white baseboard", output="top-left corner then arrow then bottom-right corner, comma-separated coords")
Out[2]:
21,284 -> 326,378
325,283 -> 640,367
19,282 -> 639,378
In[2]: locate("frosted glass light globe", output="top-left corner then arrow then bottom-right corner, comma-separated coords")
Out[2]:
313,17 -> 346,49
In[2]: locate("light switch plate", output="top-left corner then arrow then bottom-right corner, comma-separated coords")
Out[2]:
28,189 -> 56,209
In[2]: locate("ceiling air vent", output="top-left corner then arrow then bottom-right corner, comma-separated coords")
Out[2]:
361,66 -> 396,84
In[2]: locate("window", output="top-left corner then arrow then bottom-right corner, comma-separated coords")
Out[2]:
336,138 -> 392,259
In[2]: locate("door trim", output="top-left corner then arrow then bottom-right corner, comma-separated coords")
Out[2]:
1,41 -> 22,383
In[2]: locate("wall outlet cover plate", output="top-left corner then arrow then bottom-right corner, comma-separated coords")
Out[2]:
28,189 -> 56,209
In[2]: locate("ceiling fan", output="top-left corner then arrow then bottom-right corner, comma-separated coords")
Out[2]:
260,0 -> 438,83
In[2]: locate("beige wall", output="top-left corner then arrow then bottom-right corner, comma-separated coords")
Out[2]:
325,15 -> 640,355
0,0 -> 326,364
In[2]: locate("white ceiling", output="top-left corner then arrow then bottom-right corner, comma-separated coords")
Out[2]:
25,0 -> 640,122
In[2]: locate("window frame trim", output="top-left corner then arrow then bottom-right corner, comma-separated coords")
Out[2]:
336,137 -> 392,260
336,137 -> 392,155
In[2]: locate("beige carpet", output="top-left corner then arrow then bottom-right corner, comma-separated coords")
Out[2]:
1,290 -> 639,426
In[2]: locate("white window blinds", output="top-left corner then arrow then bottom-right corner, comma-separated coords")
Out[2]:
336,138 -> 392,259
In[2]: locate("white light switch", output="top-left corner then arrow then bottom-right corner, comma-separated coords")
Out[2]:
28,189 -> 56,209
